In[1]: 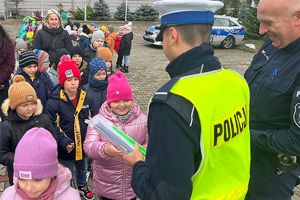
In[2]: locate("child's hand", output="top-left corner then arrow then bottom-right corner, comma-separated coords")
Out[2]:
104,142 -> 123,157
123,144 -> 145,167
66,143 -> 74,153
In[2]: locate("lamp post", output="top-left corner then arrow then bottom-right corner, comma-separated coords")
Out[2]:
41,0 -> 44,17
84,0 -> 87,21
125,0 -> 127,21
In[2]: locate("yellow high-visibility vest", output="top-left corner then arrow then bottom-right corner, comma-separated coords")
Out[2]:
171,68 -> 251,200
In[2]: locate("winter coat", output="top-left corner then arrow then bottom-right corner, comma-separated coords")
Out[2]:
0,99 -> 72,185
18,70 -> 53,109
0,164 -> 81,200
45,86 -> 91,160
119,32 -> 133,56
80,60 -> 89,86
83,83 -> 107,117
33,25 -> 73,65
105,32 -> 116,54
79,33 -> 90,51
114,35 -> 122,53
0,39 -> 15,85
47,65 -> 59,87
84,44 -> 97,64
83,101 -> 148,200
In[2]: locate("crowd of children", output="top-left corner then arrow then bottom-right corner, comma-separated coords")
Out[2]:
0,8 -> 147,200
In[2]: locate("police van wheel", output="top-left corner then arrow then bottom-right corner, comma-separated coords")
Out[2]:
221,36 -> 235,49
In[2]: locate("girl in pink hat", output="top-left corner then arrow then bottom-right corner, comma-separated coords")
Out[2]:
0,127 -> 81,200
84,71 -> 148,200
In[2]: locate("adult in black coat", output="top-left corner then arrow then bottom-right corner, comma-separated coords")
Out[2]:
33,9 -> 72,66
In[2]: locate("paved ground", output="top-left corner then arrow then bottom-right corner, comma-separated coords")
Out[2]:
1,20 -> 300,199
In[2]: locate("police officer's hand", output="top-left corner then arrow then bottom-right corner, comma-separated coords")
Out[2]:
123,143 -> 145,167
66,143 -> 74,153
104,142 -> 123,157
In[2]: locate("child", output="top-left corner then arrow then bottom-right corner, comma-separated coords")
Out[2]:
97,47 -> 114,76
18,50 -> 53,109
119,22 -> 133,73
79,24 -> 91,51
14,38 -> 28,74
45,59 -> 94,200
84,30 -> 105,63
0,127 -> 81,200
70,46 -> 89,85
47,49 -> 70,87
83,57 -> 108,117
114,26 -> 123,70
84,71 -> 148,200
0,75 -> 72,185
33,49 -> 50,72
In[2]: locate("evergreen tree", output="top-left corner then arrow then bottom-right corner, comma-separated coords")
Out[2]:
94,0 -> 110,20
114,1 -> 134,21
133,5 -> 159,21
239,0 -> 262,40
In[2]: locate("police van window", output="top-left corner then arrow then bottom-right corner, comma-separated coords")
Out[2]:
229,20 -> 238,27
214,18 -> 230,27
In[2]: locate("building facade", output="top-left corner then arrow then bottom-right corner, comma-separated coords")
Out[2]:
1,0 -> 154,19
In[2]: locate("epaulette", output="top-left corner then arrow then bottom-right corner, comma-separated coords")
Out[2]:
151,77 -> 179,103
151,76 -> 196,126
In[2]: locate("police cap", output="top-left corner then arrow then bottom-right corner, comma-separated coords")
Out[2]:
154,0 -> 224,41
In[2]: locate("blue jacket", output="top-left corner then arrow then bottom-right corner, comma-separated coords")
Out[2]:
83,83 -> 107,117
45,86 -> 91,160
244,39 -> 300,199
79,33 -> 90,51
18,70 -> 53,109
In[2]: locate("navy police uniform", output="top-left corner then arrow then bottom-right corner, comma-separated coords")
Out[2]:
131,43 -> 222,199
244,38 -> 300,199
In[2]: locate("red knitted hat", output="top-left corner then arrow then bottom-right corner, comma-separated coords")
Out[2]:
58,59 -> 81,86
107,71 -> 133,104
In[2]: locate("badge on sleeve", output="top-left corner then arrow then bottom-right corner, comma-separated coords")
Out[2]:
293,103 -> 300,128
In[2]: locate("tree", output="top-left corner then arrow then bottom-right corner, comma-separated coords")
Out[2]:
94,0 -> 110,21
71,6 -> 95,20
133,5 -> 158,21
239,0 -> 261,40
114,1 -> 134,21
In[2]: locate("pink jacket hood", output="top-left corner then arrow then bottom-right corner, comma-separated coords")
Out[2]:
0,165 -> 80,200
84,101 -> 148,200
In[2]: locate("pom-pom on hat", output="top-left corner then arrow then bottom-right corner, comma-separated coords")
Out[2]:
19,50 -> 38,68
8,75 -> 38,110
154,0 -> 224,41
58,59 -> 81,86
97,47 -> 113,62
13,127 -> 58,180
107,71 -> 133,104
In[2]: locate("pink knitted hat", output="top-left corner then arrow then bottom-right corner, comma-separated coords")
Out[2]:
13,127 -> 58,180
107,71 -> 133,104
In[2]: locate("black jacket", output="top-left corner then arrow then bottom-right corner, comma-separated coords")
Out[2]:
120,32 -> 133,56
0,107 -> 71,185
131,43 -> 222,200
244,39 -> 300,199
45,86 -> 91,160
33,25 -> 73,65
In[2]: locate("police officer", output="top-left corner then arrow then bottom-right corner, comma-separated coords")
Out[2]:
122,0 -> 251,199
244,0 -> 300,199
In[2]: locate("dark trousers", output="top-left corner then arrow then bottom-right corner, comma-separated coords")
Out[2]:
116,52 -> 123,67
